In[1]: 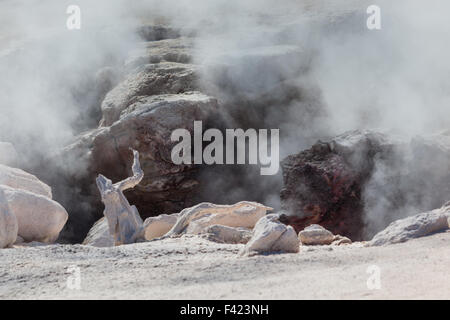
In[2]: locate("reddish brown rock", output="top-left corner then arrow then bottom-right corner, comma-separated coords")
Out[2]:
280,130 -> 450,241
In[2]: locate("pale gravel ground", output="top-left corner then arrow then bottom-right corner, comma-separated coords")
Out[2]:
0,231 -> 449,300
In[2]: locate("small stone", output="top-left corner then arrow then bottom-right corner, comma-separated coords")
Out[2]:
241,214 -> 300,255
298,224 -> 335,245
203,225 -> 252,244
332,235 -> 352,246
0,188 -> 18,248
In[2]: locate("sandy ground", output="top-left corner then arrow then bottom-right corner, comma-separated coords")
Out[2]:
0,230 -> 449,300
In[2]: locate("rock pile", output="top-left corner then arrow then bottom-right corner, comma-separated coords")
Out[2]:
0,144 -> 68,247
83,201 -> 271,246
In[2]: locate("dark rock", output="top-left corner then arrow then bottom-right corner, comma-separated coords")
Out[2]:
280,130 -> 450,240
52,92 -> 219,242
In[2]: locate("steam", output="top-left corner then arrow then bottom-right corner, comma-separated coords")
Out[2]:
0,0 -> 141,161
1,0 -> 449,239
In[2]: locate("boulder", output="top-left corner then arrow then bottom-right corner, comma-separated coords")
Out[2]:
0,142 -> 18,167
0,185 -> 68,243
370,202 -> 450,246
82,217 -> 114,247
0,188 -> 18,248
203,225 -> 252,244
280,130 -> 450,240
298,224 -> 335,245
0,164 -> 52,199
143,213 -> 178,240
163,201 -> 272,238
241,214 -> 299,255
53,91 -> 219,242
100,63 -> 198,126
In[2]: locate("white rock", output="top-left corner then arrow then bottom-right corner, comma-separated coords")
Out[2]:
370,202 -> 450,246
82,217 -> 114,247
1,185 -> 68,243
143,214 -> 178,240
0,188 -> 18,248
96,149 -> 144,246
0,164 -> 52,199
241,214 -> 299,255
164,201 -> 272,238
298,224 -> 335,245
0,142 -> 18,167
203,225 -> 252,244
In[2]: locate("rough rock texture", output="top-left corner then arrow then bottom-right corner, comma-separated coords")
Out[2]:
143,213 -> 178,241
0,164 -> 52,199
242,214 -> 299,255
203,225 -> 252,244
100,63 -> 197,126
163,201 -> 272,238
0,188 -> 17,248
280,129 -> 450,240
52,91 -> 219,242
370,202 -> 450,246
298,224 -> 335,245
82,217 -> 114,247
331,235 -> 352,246
125,37 -> 193,70
0,142 -> 18,167
96,149 -> 145,246
0,185 -> 68,243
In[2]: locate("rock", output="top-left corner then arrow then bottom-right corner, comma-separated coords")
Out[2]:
0,188 -> 18,248
143,213 -> 178,240
298,224 -> 335,245
370,203 -> 450,246
0,164 -> 52,199
163,201 -> 272,238
54,92 -> 219,242
0,142 -> 18,166
138,25 -> 183,42
100,63 -> 198,126
96,149 -> 145,246
280,130 -> 450,240
331,235 -> 352,246
82,217 -> 114,247
0,185 -> 68,243
125,38 -> 194,70
241,214 -> 299,255
203,225 -> 252,244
